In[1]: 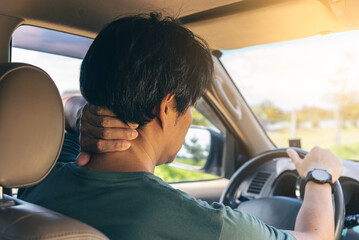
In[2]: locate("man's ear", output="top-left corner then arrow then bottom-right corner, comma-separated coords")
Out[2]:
157,94 -> 176,130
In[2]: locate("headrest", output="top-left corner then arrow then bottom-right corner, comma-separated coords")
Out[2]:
0,63 -> 64,188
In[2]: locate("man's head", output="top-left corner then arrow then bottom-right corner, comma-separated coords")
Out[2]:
80,13 -> 213,166
80,12 -> 213,127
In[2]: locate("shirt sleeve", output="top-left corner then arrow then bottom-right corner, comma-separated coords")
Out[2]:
57,131 -> 81,163
211,202 -> 296,240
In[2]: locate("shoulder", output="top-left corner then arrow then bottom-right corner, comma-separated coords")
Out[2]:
217,204 -> 296,240
143,174 -> 228,214
137,178 -> 296,240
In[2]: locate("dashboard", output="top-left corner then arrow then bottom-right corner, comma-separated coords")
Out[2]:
236,157 -> 359,240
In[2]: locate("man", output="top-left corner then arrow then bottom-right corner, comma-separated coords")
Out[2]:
19,13 -> 342,240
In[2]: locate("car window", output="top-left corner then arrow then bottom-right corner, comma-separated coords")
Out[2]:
11,25 -> 223,183
155,106 -> 223,183
221,30 -> 359,161
11,25 -> 92,96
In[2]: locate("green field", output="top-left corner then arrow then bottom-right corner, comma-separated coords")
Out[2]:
155,163 -> 219,183
268,126 -> 359,160
174,157 -> 206,167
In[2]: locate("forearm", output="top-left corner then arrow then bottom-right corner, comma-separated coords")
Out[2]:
290,182 -> 334,240
63,96 -> 87,133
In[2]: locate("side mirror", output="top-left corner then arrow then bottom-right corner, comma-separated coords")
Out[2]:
174,126 -> 224,176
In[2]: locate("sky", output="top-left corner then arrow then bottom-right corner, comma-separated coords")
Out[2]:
221,30 -> 359,111
12,47 -> 82,96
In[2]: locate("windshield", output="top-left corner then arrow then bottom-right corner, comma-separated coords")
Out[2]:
221,30 -> 359,161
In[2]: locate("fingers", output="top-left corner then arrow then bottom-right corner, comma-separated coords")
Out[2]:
81,121 -> 138,140
88,105 -> 117,117
80,137 -> 131,153
287,148 -> 307,178
287,147 -> 343,182
286,148 -> 302,164
85,105 -> 138,128
83,110 -> 133,128
79,104 -> 137,155
77,152 -> 91,166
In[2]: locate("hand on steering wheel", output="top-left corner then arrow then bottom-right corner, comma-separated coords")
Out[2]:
220,148 -> 345,240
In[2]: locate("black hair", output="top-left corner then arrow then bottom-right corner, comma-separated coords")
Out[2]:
80,12 -> 213,126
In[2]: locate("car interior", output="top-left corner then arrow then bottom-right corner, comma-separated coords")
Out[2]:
1,0 -> 359,239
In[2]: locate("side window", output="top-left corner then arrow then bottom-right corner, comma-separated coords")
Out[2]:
155,98 -> 225,183
11,25 -> 92,96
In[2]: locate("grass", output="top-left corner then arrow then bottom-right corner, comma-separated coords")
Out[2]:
174,157 -> 206,167
332,143 -> 359,160
267,126 -> 359,160
154,157 -> 219,183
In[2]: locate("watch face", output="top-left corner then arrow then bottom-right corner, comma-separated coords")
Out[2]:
312,170 -> 330,181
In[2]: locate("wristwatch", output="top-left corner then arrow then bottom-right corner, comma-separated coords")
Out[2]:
305,169 -> 333,186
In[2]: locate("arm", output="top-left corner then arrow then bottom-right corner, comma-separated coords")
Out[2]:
291,182 -> 333,240
63,96 -> 86,134
287,147 -> 342,240
62,96 -> 138,166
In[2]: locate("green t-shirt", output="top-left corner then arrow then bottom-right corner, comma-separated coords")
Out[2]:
19,133 -> 295,240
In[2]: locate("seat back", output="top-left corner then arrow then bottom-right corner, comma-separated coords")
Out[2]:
0,63 -> 109,240
0,63 -> 64,188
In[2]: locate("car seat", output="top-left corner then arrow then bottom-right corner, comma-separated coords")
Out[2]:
0,63 -> 109,240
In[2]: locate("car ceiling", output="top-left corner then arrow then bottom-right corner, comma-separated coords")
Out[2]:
1,0 -> 358,50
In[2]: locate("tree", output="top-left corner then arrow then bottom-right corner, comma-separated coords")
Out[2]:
296,106 -> 333,127
183,137 -> 209,164
339,95 -> 359,126
252,101 -> 289,125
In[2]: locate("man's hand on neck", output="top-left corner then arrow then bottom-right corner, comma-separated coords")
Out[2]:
76,103 -> 170,174
63,96 -> 140,167
64,95 -> 189,174
85,123 -> 162,174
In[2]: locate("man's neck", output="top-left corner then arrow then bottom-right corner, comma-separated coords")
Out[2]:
84,128 -> 160,174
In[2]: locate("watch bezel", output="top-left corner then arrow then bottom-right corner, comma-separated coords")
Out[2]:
305,169 -> 333,186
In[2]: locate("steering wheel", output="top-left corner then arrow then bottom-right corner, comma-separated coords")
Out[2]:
219,148 -> 345,240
